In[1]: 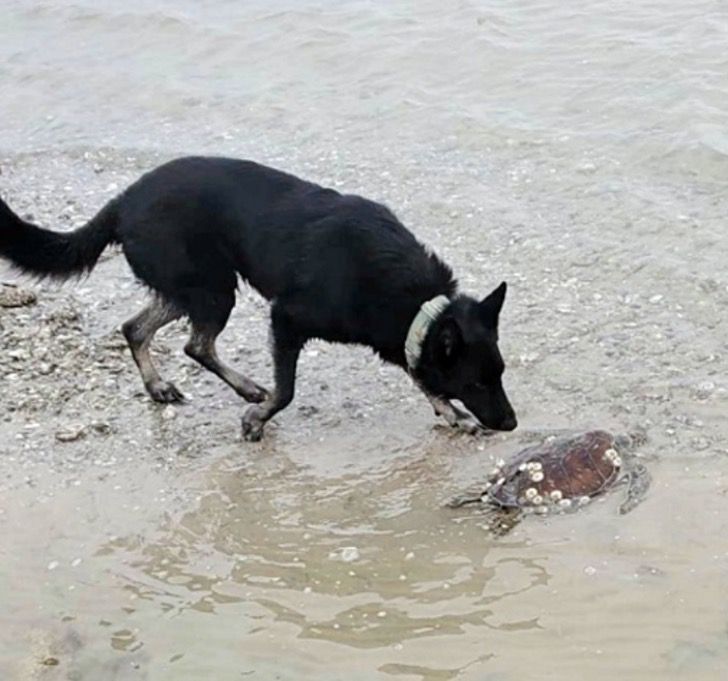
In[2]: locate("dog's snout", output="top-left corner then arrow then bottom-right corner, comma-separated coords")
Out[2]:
499,414 -> 517,431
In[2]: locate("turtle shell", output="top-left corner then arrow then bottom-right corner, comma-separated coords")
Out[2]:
488,430 -> 622,512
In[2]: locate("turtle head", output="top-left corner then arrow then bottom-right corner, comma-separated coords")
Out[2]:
615,427 -> 648,453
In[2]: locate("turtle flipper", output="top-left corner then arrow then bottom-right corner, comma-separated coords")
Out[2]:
445,496 -> 521,536
619,462 -> 651,514
445,492 -> 486,508
486,507 -> 522,536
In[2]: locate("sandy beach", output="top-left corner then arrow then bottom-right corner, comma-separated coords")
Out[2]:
2,2 -> 728,679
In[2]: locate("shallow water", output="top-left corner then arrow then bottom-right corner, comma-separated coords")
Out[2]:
1,2 -> 728,679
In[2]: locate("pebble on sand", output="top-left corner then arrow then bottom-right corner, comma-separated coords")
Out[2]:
55,425 -> 86,443
0,283 -> 37,308
329,546 -> 360,562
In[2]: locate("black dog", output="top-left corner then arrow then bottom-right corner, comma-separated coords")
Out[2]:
0,157 -> 516,440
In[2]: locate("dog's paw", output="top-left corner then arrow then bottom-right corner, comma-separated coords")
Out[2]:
446,411 -> 495,436
452,414 -> 484,435
241,406 -> 266,442
147,380 -> 185,403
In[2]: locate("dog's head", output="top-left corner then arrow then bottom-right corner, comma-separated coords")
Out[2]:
416,282 -> 517,431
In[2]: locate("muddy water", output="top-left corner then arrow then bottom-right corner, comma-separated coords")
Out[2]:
2,2 -> 728,679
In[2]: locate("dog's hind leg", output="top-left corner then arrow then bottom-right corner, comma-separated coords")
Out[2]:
183,289 -> 268,403
242,304 -> 302,442
184,323 -> 268,403
122,298 -> 184,403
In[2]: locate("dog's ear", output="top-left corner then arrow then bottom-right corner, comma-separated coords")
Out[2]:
480,281 -> 507,326
433,318 -> 463,367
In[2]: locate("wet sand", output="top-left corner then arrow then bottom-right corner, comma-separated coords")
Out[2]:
2,144 -> 727,680
2,1 -> 728,678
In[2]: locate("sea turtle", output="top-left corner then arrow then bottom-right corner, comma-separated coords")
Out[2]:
447,430 -> 651,535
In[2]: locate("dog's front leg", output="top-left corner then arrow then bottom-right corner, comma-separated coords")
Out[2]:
242,308 -> 302,442
422,390 -> 483,434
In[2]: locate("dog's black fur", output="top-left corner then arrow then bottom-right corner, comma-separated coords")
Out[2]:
0,156 -> 516,439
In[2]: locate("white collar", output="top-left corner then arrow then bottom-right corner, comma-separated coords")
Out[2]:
404,295 -> 450,370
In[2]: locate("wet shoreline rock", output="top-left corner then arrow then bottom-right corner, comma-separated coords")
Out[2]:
0,283 -> 37,308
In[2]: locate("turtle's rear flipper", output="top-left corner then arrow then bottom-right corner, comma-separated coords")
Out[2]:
620,463 -> 651,514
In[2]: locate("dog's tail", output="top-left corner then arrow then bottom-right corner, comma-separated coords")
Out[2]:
0,194 -> 120,280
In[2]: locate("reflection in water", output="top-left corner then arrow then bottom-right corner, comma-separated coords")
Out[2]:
378,654 -> 493,681
83,438 -> 728,680
103,440 -> 549,658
